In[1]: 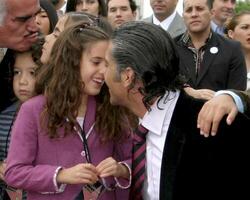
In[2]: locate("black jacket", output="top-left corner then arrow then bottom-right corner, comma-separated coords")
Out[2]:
159,91 -> 249,200
175,32 -> 247,91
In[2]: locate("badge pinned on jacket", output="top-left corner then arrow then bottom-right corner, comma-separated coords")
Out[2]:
210,47 -> 218,54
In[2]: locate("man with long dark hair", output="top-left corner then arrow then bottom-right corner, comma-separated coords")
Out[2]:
104,21 -> 250,200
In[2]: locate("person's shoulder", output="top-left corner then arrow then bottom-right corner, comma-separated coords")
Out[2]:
142,15 -> 153,23
174,12 -> 184,22
173,32 -> 185,44
0,101 -> 19,114
213,33 -> 241,48
21,95 -> 46,112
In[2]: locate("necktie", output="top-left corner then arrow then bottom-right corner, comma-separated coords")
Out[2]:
131,124 -> 148,200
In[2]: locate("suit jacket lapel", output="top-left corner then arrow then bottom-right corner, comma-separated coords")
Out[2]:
177,45 -> 197,85
159,91 -> 186,200
143,15 -> 153,23
167,13 -> 186,38
196,33 -> 219,85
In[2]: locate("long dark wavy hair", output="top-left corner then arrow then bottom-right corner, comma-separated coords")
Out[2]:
35,22 -> 136,141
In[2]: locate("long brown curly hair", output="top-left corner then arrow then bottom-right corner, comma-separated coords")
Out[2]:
35,22 -> 136,141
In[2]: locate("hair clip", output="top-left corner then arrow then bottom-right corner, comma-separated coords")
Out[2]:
77,24 -> 89,32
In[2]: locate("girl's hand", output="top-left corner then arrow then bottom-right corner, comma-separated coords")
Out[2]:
96,157 -> 129,179
56,163 -> 98,184
0,161 -> 6,180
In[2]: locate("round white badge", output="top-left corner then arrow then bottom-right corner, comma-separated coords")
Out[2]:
210,47 -> 218,54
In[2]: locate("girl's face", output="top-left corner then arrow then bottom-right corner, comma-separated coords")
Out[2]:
228,14 -> 250,51
35,8 -> 50,35
41,15 -> 67,64
76,0 -> 100,17
80,40 -> 108,96
13,52 -> 38,102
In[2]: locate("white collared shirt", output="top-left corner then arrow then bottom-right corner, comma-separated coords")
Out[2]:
210,20 -> 225,36
57,1 -> 67,17
141,91 -> 180,200
152,11 -> 177,31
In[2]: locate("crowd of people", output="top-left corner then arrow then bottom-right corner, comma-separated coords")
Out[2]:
0,0 -> 250,200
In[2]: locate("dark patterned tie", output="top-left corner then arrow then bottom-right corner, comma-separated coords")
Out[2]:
130,124 -> 148,200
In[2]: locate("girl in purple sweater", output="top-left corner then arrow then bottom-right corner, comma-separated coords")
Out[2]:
5,20 -> 135,200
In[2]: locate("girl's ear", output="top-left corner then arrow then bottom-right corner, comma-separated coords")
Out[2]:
227,30 -> 234,39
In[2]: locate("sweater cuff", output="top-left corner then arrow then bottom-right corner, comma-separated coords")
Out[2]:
114,162 -> 131,189
40,166 -> 66,194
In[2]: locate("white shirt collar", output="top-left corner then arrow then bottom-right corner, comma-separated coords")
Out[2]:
211,20 -> 225,35
60,1 -> 66,13
211,20 -> 219,32
57,1 -> 66,17
141,90 -> 180,136
152,11 -> 177,31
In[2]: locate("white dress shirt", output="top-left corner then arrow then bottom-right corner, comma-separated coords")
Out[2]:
141,91 -> 180,200
152,11 -> 177,32
57,1 -> 67,17
210,20 -> 225,36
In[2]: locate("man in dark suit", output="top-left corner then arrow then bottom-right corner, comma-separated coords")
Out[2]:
175,0 -> 246,100
104,20 -> 250,200
143,0 -> 186,38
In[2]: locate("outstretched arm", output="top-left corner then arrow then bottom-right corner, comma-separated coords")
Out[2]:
184,87 -> 215,101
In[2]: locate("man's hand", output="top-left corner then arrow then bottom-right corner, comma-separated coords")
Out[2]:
197,94 -> 238,137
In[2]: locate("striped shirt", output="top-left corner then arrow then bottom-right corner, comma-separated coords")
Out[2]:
0,101 -> 19,161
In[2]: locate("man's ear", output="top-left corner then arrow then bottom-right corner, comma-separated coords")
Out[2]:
120,67 -> 135,88
133,11 -> 137,19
